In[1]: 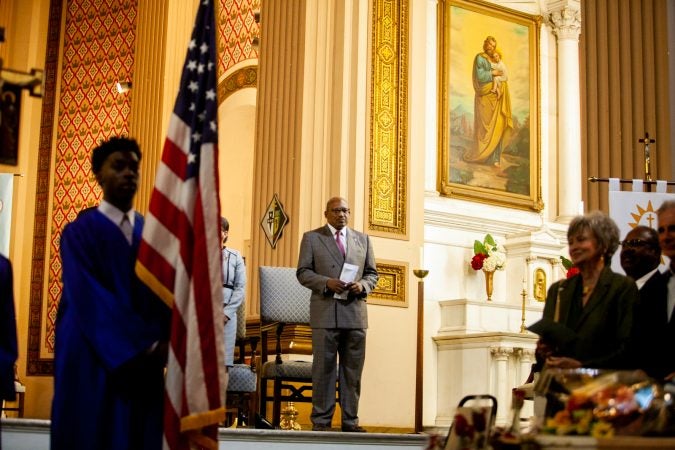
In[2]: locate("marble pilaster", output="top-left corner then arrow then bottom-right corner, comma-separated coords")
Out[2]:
547,0 -> 582,221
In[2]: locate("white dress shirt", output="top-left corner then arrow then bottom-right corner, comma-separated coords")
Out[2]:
98,200 -> 135,244
327,223 -> 348,255
635,268 -> 660,291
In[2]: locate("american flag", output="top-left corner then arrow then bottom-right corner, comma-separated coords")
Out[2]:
135,0 -> 225,448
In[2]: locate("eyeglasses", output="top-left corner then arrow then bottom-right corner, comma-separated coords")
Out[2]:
620,239 -> 653,248
330,208 -> 350,214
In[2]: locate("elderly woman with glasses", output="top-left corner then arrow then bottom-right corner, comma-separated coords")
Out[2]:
532,211 -> 638,370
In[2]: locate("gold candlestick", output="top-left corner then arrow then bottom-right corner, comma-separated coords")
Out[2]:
280,402 -> 301,430
413,269 -> 428,434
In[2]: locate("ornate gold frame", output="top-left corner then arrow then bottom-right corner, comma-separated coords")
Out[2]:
438,0 -> 543,211
368,0 -> 409,237
370,260 -> 408,307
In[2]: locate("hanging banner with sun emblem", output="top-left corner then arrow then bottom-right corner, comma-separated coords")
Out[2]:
608,180 -> 675,273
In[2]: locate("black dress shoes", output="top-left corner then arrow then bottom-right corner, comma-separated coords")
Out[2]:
254,414 -> 274,429
312,424 -> 330,431
341,425 -> 367,432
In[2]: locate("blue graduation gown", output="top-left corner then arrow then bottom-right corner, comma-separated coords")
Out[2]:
51,209 -> 170,450
0,254 -> 17,401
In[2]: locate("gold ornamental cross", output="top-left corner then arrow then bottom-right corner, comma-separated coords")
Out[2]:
638,132 -> 656,182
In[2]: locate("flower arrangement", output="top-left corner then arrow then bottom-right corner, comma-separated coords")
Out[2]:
471,234 -> 506,272
540,370 -> 657,438
560,255 -> 580,278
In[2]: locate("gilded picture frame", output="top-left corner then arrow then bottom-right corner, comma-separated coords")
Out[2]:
370,260 -> 409,308
438,0 -> 543,211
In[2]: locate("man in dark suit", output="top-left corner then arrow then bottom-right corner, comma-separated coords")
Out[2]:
620,225 -> 669,377
649,200 -> 675,380
297,197 -> 379,432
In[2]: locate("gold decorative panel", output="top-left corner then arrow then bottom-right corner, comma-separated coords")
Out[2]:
370,260 -> 408,307
368,0 -> 408,238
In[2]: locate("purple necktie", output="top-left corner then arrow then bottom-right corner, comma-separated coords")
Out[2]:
335,230 -> 345,257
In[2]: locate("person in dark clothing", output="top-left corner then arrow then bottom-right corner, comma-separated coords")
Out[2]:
532,212 -> 638,370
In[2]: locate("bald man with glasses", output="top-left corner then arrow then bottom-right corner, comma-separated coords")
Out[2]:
297,197 -> 379,432
620,226 -> 661,286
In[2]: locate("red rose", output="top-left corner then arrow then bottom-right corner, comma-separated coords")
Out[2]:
566,266 -> 580,278
471,253 -> 486,270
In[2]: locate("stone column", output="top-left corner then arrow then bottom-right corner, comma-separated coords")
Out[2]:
548,0 -> 582,221
517,348 -> 535,386
517,348 -> 535,420
491,346 -> 513,425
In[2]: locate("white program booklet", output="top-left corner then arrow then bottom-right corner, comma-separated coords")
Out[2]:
334,263 -> 359,299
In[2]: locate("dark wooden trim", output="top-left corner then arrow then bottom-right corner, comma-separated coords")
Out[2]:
27,0 -> 63,376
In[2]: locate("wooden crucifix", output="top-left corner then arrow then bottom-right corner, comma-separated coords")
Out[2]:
638,132 -> 656,182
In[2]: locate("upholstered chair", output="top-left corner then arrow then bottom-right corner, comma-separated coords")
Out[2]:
225,299 -> 258,427
258,266 -> 339,428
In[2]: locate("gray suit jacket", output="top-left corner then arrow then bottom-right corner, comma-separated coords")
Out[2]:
297,225 -> 378,329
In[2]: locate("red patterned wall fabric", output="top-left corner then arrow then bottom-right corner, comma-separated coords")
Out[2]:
35,0 -> 256,362
218,0 -> 259,74
46,0 -> 137,352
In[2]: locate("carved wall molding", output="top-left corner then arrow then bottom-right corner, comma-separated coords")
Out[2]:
547,1 -> 581,41
490,346 -> 514,360
27,0 -> 64,377
217,65 -> 257,105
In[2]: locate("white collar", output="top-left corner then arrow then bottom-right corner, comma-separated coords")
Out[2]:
635,267 -> 660,290
327,223 -> 348,237
98,200 -> 135,228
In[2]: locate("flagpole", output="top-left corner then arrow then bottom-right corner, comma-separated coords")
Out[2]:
135,0 -> 225,448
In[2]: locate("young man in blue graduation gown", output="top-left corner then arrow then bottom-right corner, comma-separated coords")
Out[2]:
51,137 -> 170,450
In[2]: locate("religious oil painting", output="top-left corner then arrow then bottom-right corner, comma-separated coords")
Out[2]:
438,0 -> 543,211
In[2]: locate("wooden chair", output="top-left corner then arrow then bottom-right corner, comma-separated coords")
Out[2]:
257,266 -> 339,428
1,368 -> 25,418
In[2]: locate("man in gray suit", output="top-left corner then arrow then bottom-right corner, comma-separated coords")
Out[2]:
297,197 -> 379,432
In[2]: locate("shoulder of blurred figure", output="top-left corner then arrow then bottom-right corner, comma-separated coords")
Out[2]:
223,247 -> 242,258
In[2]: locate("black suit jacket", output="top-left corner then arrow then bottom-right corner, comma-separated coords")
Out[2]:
0,254 -> 17,400
541,266 -> 638,368
633,270 -> 675,379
